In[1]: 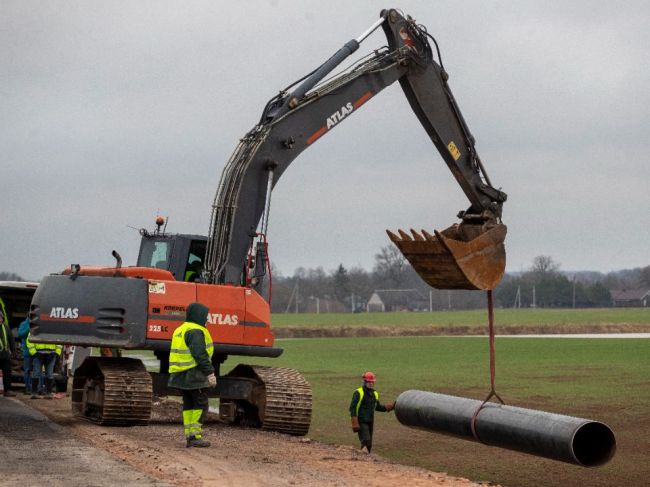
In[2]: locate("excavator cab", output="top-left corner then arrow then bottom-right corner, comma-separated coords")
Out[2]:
388,222 -> 507,291
136,233 -> 207,282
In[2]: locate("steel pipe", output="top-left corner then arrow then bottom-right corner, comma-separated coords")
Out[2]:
395,390 -> 615,467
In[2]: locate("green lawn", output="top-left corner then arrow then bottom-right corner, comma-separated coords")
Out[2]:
270,307 -> 650,328
235,336 -> 650,487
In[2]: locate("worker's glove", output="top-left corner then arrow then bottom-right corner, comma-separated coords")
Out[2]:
351,416 -> 360,433
207,373 -> 217,387
385,402 -> 395,412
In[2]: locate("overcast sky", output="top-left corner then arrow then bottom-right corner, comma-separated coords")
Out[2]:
2,0 -> 649,281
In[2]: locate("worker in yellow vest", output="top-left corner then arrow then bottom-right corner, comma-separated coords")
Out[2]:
168,302 -> 217,447
26,334 -> 62,399
349,371 -> 394,453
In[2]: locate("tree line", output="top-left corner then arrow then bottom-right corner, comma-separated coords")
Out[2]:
265,250 -> 650,313
3,250 -> 649,312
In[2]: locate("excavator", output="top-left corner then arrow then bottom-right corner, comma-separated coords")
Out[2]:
29,8 -> 507,436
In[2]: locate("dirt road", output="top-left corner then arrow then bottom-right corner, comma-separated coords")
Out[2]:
3,395 -> 485,487
0,395 -> 167,486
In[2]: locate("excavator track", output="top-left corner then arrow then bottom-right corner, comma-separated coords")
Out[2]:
72,357 -> 152,426
222,364 -> 312,436
252,365 -> 312,436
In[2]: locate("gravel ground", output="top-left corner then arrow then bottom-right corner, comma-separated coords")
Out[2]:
4,394 -> 488,487
0,395 -> 168,486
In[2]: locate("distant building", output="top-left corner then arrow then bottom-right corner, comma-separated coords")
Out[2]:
610,289 -> 650,307
366,289 -> 428,312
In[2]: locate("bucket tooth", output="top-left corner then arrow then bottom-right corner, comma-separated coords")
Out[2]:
398,229 -> 413,241
386,230 -> 401,242
410,229 -> 425,241
422,230 -> 436,241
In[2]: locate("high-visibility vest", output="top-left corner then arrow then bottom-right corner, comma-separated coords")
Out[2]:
0,324 -> 8,353
26,334 -> 62,356
355,387 -> 379,416
0,297 -> 8,353
169,322 -> 214,373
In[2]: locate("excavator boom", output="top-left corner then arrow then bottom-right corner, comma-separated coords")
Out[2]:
205,9 -> 507,291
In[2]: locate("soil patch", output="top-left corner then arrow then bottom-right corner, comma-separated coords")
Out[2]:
17,395 -> 486,487
274,323 -> 650,338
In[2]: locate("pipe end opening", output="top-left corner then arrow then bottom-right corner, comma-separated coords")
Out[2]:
572,422 -> 616,467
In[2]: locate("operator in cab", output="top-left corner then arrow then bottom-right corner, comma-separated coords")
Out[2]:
168,302 -> 217,448
349,371 -> 394,453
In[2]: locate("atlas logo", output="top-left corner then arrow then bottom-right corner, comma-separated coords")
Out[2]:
207,313 -> 239,326
326,102 -> 354,129
50,307 -> 79,319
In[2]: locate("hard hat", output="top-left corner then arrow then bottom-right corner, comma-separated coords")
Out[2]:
362,371 -> 376,382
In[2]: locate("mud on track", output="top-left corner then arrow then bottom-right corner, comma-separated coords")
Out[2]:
13,394 -> 485,487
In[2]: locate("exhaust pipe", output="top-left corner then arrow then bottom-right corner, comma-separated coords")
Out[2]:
395,390 -> 616,467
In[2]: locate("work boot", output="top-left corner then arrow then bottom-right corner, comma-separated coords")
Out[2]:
186,436 -> 211,448
360,446 -> 369,454
31,378 -> 39,399
44,379 -> 54,399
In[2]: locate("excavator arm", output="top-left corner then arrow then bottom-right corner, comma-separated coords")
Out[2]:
205,8 -> 507,291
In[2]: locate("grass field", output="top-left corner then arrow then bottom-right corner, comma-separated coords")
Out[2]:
271,307 -> 650,328
239,336 -> 650,487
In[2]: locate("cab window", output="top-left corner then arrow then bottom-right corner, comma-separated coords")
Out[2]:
138,240 -> 170,269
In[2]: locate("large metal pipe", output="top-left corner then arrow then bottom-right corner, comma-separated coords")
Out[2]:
395,390 -> 616,467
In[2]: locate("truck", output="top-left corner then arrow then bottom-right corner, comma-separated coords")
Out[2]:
0,281 -> 69,392
30,8 -> 507,435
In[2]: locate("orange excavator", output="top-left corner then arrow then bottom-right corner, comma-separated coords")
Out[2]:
29,8 -> 506,435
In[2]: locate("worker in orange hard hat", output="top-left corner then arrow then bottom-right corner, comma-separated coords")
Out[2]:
349,371 -> 394,453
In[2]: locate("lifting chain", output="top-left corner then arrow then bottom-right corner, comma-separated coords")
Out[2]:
470,289 -> 505,443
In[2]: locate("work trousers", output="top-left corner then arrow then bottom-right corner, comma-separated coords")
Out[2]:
357,421 -> 374,452
182,388 -> 209,439
23,355 -> 42,393
0,356 -> 11,392
32,353 -> 57,394
33,352 -> 57,380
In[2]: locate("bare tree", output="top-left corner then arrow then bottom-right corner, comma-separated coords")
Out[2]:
0,272 -> 25,281
639,265 -> 650,287
373,244 -> 408,288
530,255 -> 561,275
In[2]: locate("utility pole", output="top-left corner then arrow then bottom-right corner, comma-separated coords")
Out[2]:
295,278 -> 299,314
429,289 -> 433,312
532,285 -> 536,308
513,285 -> 521,308
572,277 -> 576,309
447,290 -> 452,310
351,293 -> 355,313
285,282 -> 297,314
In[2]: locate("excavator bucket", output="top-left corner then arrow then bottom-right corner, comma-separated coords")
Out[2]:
387,223 -> 507,291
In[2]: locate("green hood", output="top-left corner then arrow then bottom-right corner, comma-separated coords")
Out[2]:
186,302 -> 209,326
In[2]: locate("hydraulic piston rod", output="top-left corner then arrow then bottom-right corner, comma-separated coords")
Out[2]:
395,390 -> 616,467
